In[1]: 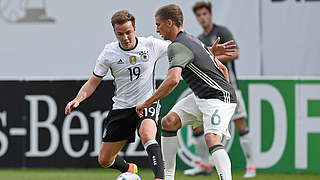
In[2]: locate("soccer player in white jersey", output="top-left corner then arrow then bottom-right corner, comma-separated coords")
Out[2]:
65,10 -> 168,180
65,9 -> 235,180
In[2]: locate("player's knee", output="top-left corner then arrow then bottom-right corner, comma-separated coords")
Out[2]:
98,154 -> 113,167
161,116 -> 172,130
192,126 -> 204,135
161,115 -> 180,131
205,133 -> 222,147
234,117 -> 247,132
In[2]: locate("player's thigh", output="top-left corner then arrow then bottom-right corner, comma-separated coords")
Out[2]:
169,93 -> 202,128
196,98 -> 237,139
99,140 -> 127,163
103,108 -> 138,143
137,102 -> 160,144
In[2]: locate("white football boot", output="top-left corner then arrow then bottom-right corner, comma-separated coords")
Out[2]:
184,162 -> 212,176
243,167 -> 256,178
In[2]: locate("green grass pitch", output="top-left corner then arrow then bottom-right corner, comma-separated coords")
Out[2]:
0,169 -> 319,180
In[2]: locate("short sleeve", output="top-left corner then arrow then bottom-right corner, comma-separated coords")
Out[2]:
218,26 -> 238,48
93,47 -> 110,77
152,37 -> 170,60
168,42 -> 194,69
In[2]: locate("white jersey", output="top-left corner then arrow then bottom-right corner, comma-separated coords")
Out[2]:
94,36 -> 169,109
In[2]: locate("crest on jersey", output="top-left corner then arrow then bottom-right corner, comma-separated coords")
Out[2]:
139,50 -> 149,62
129,56 -> 137,65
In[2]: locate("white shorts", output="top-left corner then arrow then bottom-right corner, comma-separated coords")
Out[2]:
170,93 -> 237,139
231,89 -> 247,121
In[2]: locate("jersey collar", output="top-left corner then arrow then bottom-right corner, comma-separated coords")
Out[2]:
202,23 -> 216,37
176,30 -> 184,39
119,37 -> 139,51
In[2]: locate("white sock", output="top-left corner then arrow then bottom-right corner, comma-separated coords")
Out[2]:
161,135 -> 178,180
194,134 -> 211,166
210,145 -> 232,180
239,132 -> 255,168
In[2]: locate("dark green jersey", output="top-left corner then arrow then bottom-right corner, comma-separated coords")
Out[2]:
168,31 -> 236,103
198,24 -> 239,89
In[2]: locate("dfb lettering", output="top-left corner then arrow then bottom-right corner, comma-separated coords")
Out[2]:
249,84 -> 287,168
295,84 -> 320,169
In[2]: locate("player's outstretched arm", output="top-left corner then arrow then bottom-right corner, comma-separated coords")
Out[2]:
209,37 -> 237,57
65,75 -> 102,115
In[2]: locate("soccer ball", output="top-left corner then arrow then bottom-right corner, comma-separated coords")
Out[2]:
116,172 -> 141,180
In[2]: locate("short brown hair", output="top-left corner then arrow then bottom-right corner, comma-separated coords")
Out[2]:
192,1 -> 212,14
155,4 -> 183,27
111,10 -> 135,28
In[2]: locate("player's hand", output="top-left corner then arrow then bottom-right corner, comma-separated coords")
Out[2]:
210,37 -> 237,56
136,102 -> 147,118
65,100 -> 80,115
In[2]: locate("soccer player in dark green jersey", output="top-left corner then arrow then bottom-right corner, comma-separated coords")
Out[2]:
136,4 -> 237,180
183,1 -> 256,178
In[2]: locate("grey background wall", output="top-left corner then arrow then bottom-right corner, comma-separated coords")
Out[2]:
0,0 -> 319,78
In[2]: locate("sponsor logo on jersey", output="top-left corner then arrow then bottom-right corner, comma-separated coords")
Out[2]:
139,50 -> 149,62
129,56 -> 137,65
117,59 -> 124,64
